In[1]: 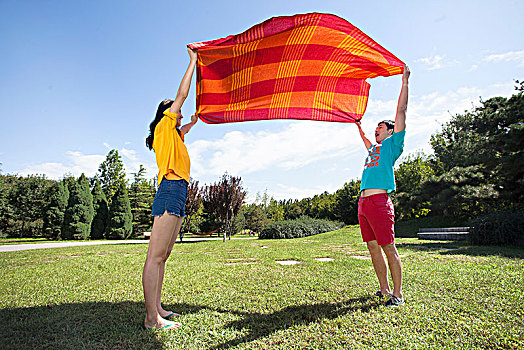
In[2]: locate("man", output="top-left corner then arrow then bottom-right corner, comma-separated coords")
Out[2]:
355,65 -> 410,306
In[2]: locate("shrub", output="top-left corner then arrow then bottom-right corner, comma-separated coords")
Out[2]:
469,210 -> 524,245
259,216 -> 342,239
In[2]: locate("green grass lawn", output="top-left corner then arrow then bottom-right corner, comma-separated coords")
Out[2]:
1,227 -> 523,349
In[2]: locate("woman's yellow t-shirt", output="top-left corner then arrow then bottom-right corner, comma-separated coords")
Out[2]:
152,109 -> 190,184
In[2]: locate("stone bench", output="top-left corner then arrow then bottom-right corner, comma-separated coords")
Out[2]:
417,227 -> 470,241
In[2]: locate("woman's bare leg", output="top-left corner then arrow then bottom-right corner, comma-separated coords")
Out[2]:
156,216 -> 184,318
142,211 -> 181,329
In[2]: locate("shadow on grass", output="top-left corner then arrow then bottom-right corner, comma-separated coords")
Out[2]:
208,296 -> 379,349
397,241 -> 524,259
0,301 -> 204,350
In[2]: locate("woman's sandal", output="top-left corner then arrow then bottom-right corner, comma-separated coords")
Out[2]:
165,312 -> 181,319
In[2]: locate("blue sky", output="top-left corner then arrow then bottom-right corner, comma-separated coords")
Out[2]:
1,0 -> 523,201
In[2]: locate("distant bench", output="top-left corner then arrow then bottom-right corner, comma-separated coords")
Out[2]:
417,227 -> 470,241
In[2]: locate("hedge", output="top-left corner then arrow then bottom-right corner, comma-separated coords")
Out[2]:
469,210 -> 524,245
259,216 -> 343,239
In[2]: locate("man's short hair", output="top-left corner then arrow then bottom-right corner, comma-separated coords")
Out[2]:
378,120 -> 395,131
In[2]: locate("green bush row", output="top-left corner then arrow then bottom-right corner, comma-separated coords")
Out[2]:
259,216 -> 343,239
469,210 -> 524,245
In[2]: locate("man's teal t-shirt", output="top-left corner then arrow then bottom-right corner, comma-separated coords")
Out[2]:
360,130 -> 405,193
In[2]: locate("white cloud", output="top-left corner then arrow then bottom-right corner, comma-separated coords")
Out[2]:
484,50 -> 524,66
19,151 -> 105,179
416,54 -> 458,71
121,148 -> 138,161
17,146 -> 157,181
188,122 -> 360,180
272,183 -> 339,201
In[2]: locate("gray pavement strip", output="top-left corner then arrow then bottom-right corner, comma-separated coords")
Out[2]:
0,237 -> 257,252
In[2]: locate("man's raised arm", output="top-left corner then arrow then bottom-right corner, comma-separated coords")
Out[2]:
356,121 -> 372,150
394,65 -> 410,133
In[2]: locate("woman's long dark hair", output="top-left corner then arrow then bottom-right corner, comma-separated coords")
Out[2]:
146,99 -> 174,150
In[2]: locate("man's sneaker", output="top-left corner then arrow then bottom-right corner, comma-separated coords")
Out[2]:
385,294 -> 404,307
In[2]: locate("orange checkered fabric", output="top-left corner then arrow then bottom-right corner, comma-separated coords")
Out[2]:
188,13 -> 404,124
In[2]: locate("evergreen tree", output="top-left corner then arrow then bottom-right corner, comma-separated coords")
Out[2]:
96,149 -> 127,204
106,181 -> 133,239
43,181 -> 68,240
182,178 -> 202,239
62,174 -> 94,240
90,179 -> 108,239
0,174 -> 11,236
129,165 -> 154,237
62,175 -> 76,195
244,204 -> 269,233
8,174 -> 51,238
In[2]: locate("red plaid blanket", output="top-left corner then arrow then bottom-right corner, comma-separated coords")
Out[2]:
188,13 -> 404,124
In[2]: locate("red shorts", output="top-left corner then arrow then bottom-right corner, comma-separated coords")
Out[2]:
358,193 -> 395,246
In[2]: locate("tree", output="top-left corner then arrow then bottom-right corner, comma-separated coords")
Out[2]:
393,152 -> 435,220
429,84 -> 524,209
90,179 -> 108,239
333,179 -> 361,225
418,165 -> 499,218
62,174 -> 94,240
42,181 -> 68,239
267,198 -> 284,222
0,174 -> 13,237
106,181 -> 133,239
232,207 -> 246,234
8,174 -> 51,238
310,191 -> 337,221
202,174 -> 246,242
281,199 -> 304,220
96,149 -> 127,203
244,204 -> 269,233
181,178 -> 202,240
129,165 -> 155,237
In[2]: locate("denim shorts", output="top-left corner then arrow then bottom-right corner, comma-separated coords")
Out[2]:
151,179 -> 188,217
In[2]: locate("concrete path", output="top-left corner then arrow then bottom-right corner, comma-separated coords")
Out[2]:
0,237 -> 257,253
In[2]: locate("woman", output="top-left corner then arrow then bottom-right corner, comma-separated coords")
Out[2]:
143,48 -> 198,330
